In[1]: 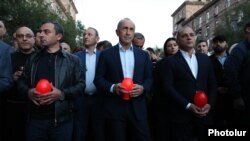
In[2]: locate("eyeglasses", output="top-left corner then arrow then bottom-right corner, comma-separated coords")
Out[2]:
16,34 -> 34,39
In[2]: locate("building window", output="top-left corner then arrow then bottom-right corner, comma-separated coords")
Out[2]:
199,17 -> 202,28
226,0 -> 231,8
205,26 -> 210,37
215,20 -> 219,27
214,6 -> 219,16
206,12 -> 210,24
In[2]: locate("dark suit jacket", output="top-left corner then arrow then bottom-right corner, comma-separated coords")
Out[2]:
94,44 -> 153,120
0,41 -> 12,93
161,51 -> 217,123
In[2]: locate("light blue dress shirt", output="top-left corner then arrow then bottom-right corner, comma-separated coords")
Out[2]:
110,44 -> 135,93
85,48 -> 97,94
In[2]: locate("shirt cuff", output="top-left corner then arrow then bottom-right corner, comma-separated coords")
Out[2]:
186,103 -> 191,110
110,84 -> 115,93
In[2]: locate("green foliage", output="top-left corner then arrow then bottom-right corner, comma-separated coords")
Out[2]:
214,1 -> 250,46
0,0 -> 84,48
76,20 -> 85,47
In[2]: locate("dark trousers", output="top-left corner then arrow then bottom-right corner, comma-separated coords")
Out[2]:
166,120 -> 206,141
26,118 -> 73,141
6,100 -> 27,141
105,104 -> 151,141
73,94 -> 105,141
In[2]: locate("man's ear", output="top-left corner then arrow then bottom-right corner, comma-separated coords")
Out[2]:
246,27 -> 250,34
57,33 -> 63,41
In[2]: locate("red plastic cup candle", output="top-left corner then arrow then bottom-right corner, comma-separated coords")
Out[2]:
121,77 -> 134,101
35,79 -> 52,94
194,90 -> 207,108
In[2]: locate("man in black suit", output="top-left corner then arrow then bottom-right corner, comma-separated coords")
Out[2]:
94,18 -> 153,141
161,26 -> 217,141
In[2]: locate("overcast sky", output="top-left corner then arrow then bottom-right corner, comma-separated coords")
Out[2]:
75,0 -> 184,48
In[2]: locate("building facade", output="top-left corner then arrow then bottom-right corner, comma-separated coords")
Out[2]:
172,0 -> 246,46
44,0 -> 78,20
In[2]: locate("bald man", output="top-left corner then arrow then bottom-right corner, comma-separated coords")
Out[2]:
5,26 -> 36,141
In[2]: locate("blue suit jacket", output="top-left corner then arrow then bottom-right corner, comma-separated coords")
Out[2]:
74,49 -> 101,109
0,41 -> 12,93
94,44 -> 153,120
161,51 -> 217,123
74,49 -> 101,80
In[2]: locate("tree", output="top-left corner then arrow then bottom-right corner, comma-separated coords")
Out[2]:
214,1 -> 250,47
0,0 -> 82,48
75,20 -> 85,48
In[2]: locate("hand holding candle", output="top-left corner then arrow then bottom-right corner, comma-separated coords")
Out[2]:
194,90 -> 207,108
121,78 -> 134,100
35,79 -> 52,94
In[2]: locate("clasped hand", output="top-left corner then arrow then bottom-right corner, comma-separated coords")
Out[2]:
114,83 -> 144,97
28,83 -> 62,106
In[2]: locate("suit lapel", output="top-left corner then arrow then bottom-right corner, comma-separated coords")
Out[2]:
96,49 -> 100,67
196,53 -> 202,80
114,45 -> 124,79
133,46 -> 140,81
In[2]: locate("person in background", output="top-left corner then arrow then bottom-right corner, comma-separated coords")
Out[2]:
196,39 -> 209,55
34,29 -> 42,50
0,20 -> 7,41
72,47 -> 84,53
96,40 -> 112,51
132,32 -> 145,49
0,40 -> 12,141
209,35 -> 233,125
228,43 -> 238,54
224,20 -> 250,125
60,42 -> 71,53
161,26 -> 216,141
163,37 -> 179,57
94,18 -> 152,141
0,20 -> 16,52
17,21 -> 85,141
146,47 -> 160,66
6,26 -> 36,141
151,37 -> 179,141
73,27 -> 104,141
12,32 -> 19,50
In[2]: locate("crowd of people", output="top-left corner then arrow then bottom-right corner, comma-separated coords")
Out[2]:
1,18 -> 250,141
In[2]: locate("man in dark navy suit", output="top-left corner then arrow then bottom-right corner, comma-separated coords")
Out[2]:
161,26 -> 217,141
73,27 -> 104,141
94,18 -> 153,141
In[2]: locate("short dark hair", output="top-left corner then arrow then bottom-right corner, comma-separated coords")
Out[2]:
133,32 -> 145,40
146,47 -> 155,54
41,21 -> 64,36
244,20 -> 250,33
87,27 -> 99,37
212,35 -> 226,43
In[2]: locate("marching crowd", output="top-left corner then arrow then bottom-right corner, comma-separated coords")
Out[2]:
0,18 -> 250,141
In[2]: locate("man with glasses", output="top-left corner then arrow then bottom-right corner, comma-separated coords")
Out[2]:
5,26 -> 36,141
